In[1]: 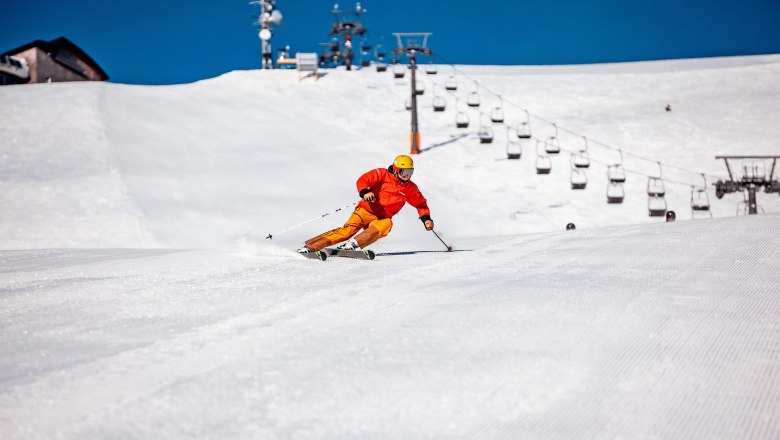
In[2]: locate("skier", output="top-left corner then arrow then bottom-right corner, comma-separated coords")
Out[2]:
298,155 -> 434,254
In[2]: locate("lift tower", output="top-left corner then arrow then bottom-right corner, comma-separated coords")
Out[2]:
327,3 -> 368,70
714,155 -> 780,214
393,33 -> 433,155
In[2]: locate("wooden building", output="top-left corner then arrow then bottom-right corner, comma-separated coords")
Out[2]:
1,37 -> 108,85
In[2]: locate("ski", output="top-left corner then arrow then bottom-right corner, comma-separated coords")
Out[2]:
321,248 -> 375,260
299,250 -> 327,261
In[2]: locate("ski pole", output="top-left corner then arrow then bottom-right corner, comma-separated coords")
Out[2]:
431,229 -> 453,252
266,202 -> 357,239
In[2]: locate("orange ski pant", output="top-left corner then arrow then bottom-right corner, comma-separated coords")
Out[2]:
305,207 -> 393,251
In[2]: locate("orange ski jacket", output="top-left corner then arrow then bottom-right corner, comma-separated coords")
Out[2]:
356,167 -> 431,220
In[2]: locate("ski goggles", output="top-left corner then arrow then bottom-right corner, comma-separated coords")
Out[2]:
398,168 -> 414,179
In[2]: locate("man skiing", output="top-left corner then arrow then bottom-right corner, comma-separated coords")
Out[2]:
298,155 -> 434,254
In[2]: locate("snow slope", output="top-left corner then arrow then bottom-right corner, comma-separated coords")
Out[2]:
1,55 -> 779,249
1,55 -> 780,439
1,216 -> 778,439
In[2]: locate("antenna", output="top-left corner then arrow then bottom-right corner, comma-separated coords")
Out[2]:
251,0 -> 284,69
392,33 -> 434,155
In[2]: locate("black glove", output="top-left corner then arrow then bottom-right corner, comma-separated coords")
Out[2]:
420,215 -> 434,231
359,188 -> 376,202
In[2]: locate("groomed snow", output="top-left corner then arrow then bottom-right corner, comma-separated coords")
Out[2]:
1,55 -> 779,439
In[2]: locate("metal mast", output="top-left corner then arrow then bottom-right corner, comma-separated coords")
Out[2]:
393,33 -> 433,155
251,0 -> 283,69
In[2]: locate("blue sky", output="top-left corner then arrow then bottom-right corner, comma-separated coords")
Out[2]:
4,0 -> 780,84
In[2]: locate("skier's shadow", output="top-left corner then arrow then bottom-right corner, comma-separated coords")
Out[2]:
376,249 -> 473,256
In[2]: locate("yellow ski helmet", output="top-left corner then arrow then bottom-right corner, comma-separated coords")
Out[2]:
393,155 -> 414,169
392,155 -> 414,181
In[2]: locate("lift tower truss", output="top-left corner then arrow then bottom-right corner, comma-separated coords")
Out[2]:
392,33 -> 433,155
714,155 -> 780,215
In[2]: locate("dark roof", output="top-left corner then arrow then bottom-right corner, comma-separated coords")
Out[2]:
3,36 -> 109,80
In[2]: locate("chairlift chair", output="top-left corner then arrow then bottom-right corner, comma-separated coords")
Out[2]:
647,162 -> 665,196
425,63 -> 438,74
467,91 -> 480,107
405,97 -> 411,111
490,96 -> 505,123
691,188 -> 712,214
574,151 -> 590,168
415,81 -> 425,95
545,137 -> 561,154
516,111 -> 532,138
608,165 -> 626,183
359,39 -> 371,67
506,128 -> 522,159
607,149 -> 626,182
607,182 -> 625,204
545,123 -> 561,154
432,96 -> 446,112
691,174 -> 712,218
456,111 -> 469,128
570,155 -> 587,189
648,195 -> 667,217
445,75 -> 458,91
647,178 -> 665,197
571,169 -> 588,190
536,156 -> 552,174
517,123 -> 532,139
507,142 -> 522,160
376,63 -> 387,72
374,44 -> 386,60
478,125 -> 494,144
536,140 -> 552,174
574,137 -> 591,168
491,108 -> 505,123
393,63 -> 406,78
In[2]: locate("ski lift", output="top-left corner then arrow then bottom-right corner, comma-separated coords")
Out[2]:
490,96 -> 505,123
467,86 -> 481,107
545,123 -> 561,154
456,112 -> 469,128
647,162 -> 665,196
536,140 -> 552,174
359,38 -> 372,67
405,97 -> 411,110
445,75 -> 458,91
571,169 -> 587,190
607,149 -> 626,183
648,195 -> 667,217
607,182 -> 625,204
375,63 -> 387,72
691,173 -> 712,217
478,127 -> 494,144
506,127 -> 522,159
454,98 -> 469,128
478,114 -> 494,143
545,138 -> 561,154
425,62 -> 438,74
570,155 -> 587,189
374,44 -> 386,60
573,137 -> 591,168
415,81 -> 425,95
393,63 -> 406,79
432,95 -> 446,112
516,110 -> 532,139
